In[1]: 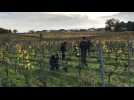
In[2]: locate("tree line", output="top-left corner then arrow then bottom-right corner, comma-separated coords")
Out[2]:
105,18 -> 134,32
0,27 -> 18,34
0,28 -> 12,33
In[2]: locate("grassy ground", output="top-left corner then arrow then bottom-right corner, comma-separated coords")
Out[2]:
0,31 -> 134,87
0,42 -> 134,87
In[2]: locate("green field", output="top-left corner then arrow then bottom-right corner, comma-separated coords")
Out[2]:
0,32 -> 134,87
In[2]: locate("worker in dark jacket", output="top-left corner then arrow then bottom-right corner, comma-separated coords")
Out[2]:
60,41 -> 67,60
79,37 -> 89,67
55,53 -> 60,70
49,54 -> 59,71
87,38 -> 92,55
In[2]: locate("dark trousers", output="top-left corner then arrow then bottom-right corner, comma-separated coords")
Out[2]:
50,64 -> 59,71
80,51 -> 87,66
61,52 -> 65,60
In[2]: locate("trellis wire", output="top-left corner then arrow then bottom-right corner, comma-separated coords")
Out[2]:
0,39 -> 134,87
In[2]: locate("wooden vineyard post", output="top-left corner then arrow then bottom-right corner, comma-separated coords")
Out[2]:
23,44 -> 30,87
3,43 -> 10,87
77,42 -> 82,80
39,38 -> 46,86
0,44 -> 2,86
107,40 -> 116,86
5,43 -> 9,78
39,36 -> 43,70
14,43 -> 18,74
48,41 -> 51,71
96,40 -> 106,87
109,40 -> 112,58
78,54 -> 81,79
5,42 -> 12,86
127,40 -> 132,86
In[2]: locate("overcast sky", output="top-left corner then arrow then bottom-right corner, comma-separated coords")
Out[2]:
0,12 -> 134,32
